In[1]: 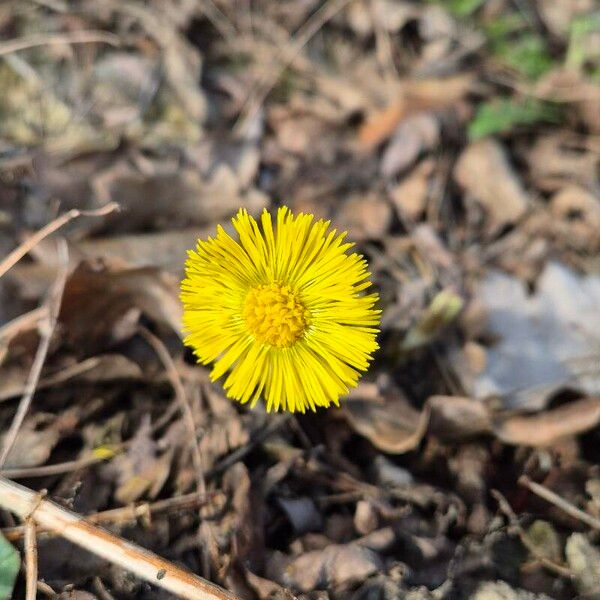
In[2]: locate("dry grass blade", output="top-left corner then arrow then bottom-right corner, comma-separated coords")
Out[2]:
0,30 -> 120,56
0,477 -> 239,600
0,240 -> 69,468
0,202 -> 119,279
519,476 -> 600,531
138,327 -> 212,577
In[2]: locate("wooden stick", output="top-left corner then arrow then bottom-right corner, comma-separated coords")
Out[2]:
2,490 -> 217,541
0,477 -> 238,600
24,517 -> 38,600
519,476 -> 600,531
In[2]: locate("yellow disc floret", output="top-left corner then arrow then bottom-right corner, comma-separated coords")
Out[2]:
243,283 -> 309,348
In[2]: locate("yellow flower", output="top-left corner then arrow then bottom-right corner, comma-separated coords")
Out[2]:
180,206 -> 380,413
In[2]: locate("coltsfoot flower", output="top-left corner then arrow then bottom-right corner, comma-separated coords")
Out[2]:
181,206 -> 380,413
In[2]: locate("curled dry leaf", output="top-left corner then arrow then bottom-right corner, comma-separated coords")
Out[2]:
269,544 -> 383,592
455,139 -> 530,234
493,397 -> 600,446
344,394 -> 429,454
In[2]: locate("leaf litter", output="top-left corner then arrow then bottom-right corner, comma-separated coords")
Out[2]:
0,0 -> 599,598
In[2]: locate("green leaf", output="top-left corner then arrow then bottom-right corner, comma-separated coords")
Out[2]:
0,532 -> 20,600
448,0 -> 486,17
485,14 -> 554,80
468,97 -> 562,139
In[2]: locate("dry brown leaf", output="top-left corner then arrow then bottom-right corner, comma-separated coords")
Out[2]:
358,75 -> 473,147
526,134 -> 599,192
59,259 -> 182,353
380,112 -> 440,178
344,395 -> 429,454
335,195 -> 392,241
0,419 -> 60,469
455,139 -> 530,234
550,186 -> 600,251
493,397 -> 600,446
95,165 -> 267,233
390,159 -> 435,221
428,396 -> 492,441
269,544 -> 383,592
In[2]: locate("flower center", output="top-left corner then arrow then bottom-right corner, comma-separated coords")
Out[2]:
243,283 -> 309,348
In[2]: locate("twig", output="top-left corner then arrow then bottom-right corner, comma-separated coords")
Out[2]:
0,240 -> 69,468
0,202 -> 119,279
235,0 -> 355,135
519,476 -> 600,531
24,517 -> 38,600
0,30 -> 119,57
206,413 -> 292,479
2,490 -> 216,542
0,455 -> 109,479
0,477 -> 238,600
138,328 -> 213,578
492,489 -> 572,578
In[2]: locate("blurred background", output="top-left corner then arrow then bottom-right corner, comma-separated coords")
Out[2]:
0,1 -> 599,599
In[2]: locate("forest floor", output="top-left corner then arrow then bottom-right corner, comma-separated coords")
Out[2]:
0,1 -> 599,598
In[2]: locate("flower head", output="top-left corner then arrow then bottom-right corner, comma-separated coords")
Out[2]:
181,206 -> 380,413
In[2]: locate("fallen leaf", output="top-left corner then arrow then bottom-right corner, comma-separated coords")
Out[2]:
59,259 -> 183,353
390,159 -> 435,221
428,395 -> 492,440
335,195 -> 392,241
344,394 -> 429,454
0,420 -> 60,469
526,133 -> 599,192
565,533 -> 600,597
270,544 -> 383,592
464,262 -> 600,409
455,138 -> 531,234
493,397 -> 600,446
380,112 -> 440,178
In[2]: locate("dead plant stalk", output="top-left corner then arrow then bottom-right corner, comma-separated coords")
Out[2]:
0,477 -> 239,600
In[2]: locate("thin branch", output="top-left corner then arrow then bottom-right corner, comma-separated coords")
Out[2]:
0,455 -> 108,479
0,477 -> 238,600
0,202 -> 119,279
492,489 -> 572,578
519,476 -> 600,531
24,517 -> 38,600
138,327 -> 213,578
0,30 -> 120,57
2,490 -> 217,542
0,240 -> 69,468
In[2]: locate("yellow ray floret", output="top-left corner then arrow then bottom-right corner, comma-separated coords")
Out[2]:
180,206 -> 380,413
